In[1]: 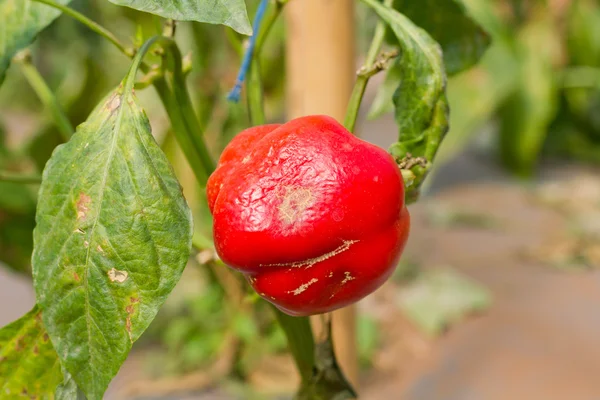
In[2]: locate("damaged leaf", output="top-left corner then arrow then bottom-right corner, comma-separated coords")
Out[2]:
32,74 -> 193,399
0,306 -> 63,398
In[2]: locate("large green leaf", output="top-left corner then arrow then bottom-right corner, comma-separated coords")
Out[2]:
107,0 -> 252,35
387,0 -> 490,75
0,306 -> 63,399
0,0 -> 71,85
32,78 -> 193,398
363,0 -> 449,202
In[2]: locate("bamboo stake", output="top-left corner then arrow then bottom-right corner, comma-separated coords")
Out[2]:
285,0 -> 359,389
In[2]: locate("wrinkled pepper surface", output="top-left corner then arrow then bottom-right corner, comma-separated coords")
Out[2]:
207,115 -> 410,316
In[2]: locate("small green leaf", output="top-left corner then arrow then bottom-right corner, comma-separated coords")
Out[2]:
0,306 -> 63,399
363,0 -> 449,202
0,0 -> 72,85
32,80 -> 193,398
386,0 -> 490,75
107,0 -> 252,35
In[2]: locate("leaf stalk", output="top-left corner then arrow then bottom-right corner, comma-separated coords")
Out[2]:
343,0 -> 394,132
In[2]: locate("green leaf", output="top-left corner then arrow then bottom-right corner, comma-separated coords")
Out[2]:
364,0 -> 450,203
397,268 -> 491,337
370,1 -> 447,141
32,80 -> 193,398
0,306 -> 63,399
387,0 -> 490,75
107,0 -> 252,35
0,0 -> 72,85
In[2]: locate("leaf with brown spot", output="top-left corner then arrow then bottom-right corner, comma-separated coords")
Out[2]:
76,193 -> 91,221
0,306 -> 63,398
32,77 -> 193,399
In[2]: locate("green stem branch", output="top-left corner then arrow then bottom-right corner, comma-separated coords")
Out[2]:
255,0 -> 288,55
247,59 -> 265,125
343,0 -> 394,132
272,307 -> 316,383
129,37 -> 216,185
146,38 -> 216,183
14,50 -> 74,141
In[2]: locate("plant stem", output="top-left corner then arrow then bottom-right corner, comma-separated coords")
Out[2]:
255,0 -> 288,55
123,36 -> 165,91
122,36 -> 215,185
14,50 -> 74,142
155,47 -> 216,182
343,0 -> 393,132
31,0 -> 134,58
246,0 -> 288,126
136,42 -> 217,182
227,0 -> 270,103
0,171 -> 42,184
154,78 -> 214,184
168,59 -> 216,176
247,59 -> 265,125
272,307 -> 316,383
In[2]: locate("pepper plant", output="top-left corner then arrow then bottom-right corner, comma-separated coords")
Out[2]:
0,0 -> 488,398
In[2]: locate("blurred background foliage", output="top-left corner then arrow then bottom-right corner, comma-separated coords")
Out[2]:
1,0 -> 600,394
431,0 -> 600,176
